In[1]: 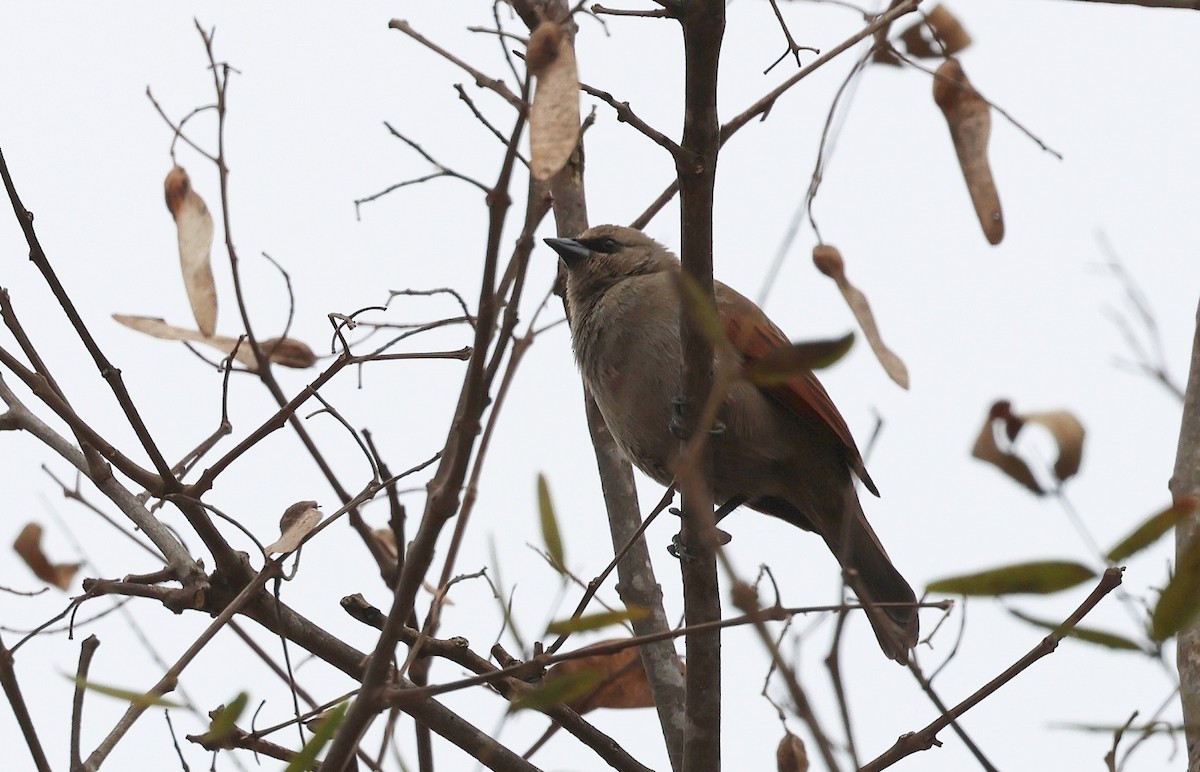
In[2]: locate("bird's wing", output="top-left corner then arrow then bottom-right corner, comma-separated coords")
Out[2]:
716,283 -> 878,496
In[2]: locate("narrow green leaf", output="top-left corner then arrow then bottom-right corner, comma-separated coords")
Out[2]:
927,560 -> 1095,596
537,473 -> 565,573
746,332 -> 855,385
676,273 -> 730,351
1107,497 -> 1199,563
65,674 -> 183,708
1008,609 -> 1144,651
546,606 -> 649,635
203,693 -> 249,745
285,700 -> 348,772
510,669 -> 603,712
1152,535 -> 1200,642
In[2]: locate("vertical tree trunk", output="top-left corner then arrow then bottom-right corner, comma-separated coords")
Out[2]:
1172,296 -> 1200,771
677,3 -> 726,771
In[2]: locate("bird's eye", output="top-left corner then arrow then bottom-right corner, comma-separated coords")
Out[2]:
577,236 -> 623,254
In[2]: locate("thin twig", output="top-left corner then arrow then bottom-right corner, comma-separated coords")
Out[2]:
861,568 -> 1125,771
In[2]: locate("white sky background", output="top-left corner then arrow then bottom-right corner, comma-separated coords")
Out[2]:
1,2 -> 1198,771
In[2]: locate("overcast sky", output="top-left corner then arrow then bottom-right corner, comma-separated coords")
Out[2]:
1,2 -> 1198,771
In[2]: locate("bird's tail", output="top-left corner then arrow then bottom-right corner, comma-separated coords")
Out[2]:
828,490 -> 919,663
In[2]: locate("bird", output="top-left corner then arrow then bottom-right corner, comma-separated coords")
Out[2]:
545,224 -> 918,663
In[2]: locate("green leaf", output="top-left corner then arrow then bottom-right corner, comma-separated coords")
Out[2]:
1107,497 -> 1199,563
510,669 -> 603,712
1008,609 -> 1144,651
537,473 -> 565,573
546,607 -> 648,635
197,693 -> 249,747
65,674 -> 183,708
676,273 -> 730,351
745,332 -> 855,385
927,561 -> 1095,596
1152,535 -> 1200,642
285,700 -> 348,772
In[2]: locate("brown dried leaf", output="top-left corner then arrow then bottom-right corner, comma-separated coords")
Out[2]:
372,527 -> 398,558
264,501 -> 321,555
1024,410 -> 1086,482
777,732 -> 810,772
899,5 -> 971,59
812,245 -> 910,389
933,59 -> 1003,245
13,522 -> 80,591
972,401 -> 1086,492
545,641 -> 677,712
164,166 -> 218,337
971,400 -> 1044,495
112,314 -> 315,370
528,21 -> 580,181
260,337 -> 318,369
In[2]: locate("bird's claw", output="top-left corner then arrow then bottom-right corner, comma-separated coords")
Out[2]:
668,527 -> 732,560
670,397 -> 725,440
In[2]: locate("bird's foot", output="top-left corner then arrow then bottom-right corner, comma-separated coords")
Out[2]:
667,524 -> 732,560
669,397 -> 726,441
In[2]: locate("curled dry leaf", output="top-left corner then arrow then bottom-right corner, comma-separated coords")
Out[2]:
971,400 -> 1043,494
1023,409 -> 1085,482
112,314 -> 316,370
971,400 -> 1085,494
372,527 -> 398,558
264,500 -> 322,555
777,732 -> 810,772
260,337 -> 319,369
164,166 -> 218,337
13,522 -> 80,591
812,245 -> 910,389
528,21 -> 580,181
544,641 -> 678,712
899,5 -> 972,59
933,58 -> 1004,245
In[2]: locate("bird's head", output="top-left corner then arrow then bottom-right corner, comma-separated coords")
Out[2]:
544,225 -> 678,294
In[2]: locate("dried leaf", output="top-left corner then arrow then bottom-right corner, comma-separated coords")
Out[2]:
1008,610 -> 1143,652
972,401 -> 1085,493
260,337 -> 318,369
1107,496 -> 1200,563
112,314 -> 315,370
372,527 -> 398,558
898,5 -> 971,59
812,245 -> 910,389
164,166 -> 218,336
745,333 -> 855,386
927,560 -> 1095,596
13,522 -> 79,591
933,58 -> 1003,245
971,400 -> 1043,494
528,21 -> 580,180
777,732 -> 810,772
544,641 -> 670,712
1023,410 -> 1085,482
264,500 -> 321,555
1152,535 -> 1200,641
546,606 -> 649,635
536,473 -> 566,572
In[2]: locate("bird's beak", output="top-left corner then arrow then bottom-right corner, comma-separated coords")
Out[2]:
543,237 -> 590,268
